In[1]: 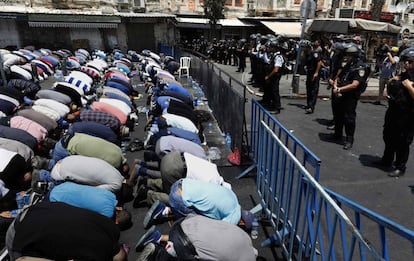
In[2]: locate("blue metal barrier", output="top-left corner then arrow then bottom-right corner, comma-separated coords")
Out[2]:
256,120 -> 384,260
158,44 -> 174,57
237,99 -> 321,179
325,188 -> 414,260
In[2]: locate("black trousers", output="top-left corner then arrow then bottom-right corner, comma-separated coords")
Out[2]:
382,105 -> 414,170
334,93 -> 358,140
306,73 -> 320,110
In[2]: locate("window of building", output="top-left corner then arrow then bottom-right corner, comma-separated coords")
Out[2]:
361,0 -> 367,9
235,0 -> 242,7
344,0 -> 353,7
225,0 -> 232,6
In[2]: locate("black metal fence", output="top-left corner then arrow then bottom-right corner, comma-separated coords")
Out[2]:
175,49 -> 246,156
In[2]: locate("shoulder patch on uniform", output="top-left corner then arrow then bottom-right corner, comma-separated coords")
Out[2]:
358,69 -> 365,77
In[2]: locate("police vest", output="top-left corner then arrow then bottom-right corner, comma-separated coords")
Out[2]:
338,61 -> 370,94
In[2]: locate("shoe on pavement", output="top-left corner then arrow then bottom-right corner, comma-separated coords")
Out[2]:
305,108 -> 314,114
133,185 -> 148,208
269,109 -> 280,114
143,200 -> 167,229
135,225 -> 161,252
327,125 -> 335,130
136,243 -> 156,260
388,168 -> 405,178
137,176 -> 148,190
343,142 -> 353,150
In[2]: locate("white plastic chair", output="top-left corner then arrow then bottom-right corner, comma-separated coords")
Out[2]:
179,56 -> 191,78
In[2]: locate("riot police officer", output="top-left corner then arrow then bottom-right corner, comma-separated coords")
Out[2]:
327,42 -> 345,130
261,39 -> 284,114
380,47 -> 414,177
236,39 -> 248,73
332,44 -> 369,150
303,40 -> 323,114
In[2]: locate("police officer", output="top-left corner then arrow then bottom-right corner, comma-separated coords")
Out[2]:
327,42 -> 345,130
332,44 -> 369,150
256,35 -> 269,92
303,40 -> 323,114
236,39 -> 248,73
379,47 -> 414,177
262,39 -> 285,114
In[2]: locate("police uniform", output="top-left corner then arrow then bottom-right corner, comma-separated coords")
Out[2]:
305,48 -> 322,113
334,58 -> 368,149
381,50 -> 414,177
264,50 -> 284,112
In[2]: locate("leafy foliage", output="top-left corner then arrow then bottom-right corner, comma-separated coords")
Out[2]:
203,0 -> 226,25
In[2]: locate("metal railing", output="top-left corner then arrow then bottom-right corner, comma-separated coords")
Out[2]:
325,188 -> 414,260
237,99 -> 321,179
256,120 -> 384,260
175,49 -> 247,153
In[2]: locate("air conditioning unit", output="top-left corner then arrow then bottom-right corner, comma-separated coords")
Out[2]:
335,8 -> 354,18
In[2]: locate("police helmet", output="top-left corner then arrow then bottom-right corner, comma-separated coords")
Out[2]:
249,34 -> 257,40
280,41 -> 289,51
299,40 -> 312,48
400,47 -> 414,61
275,34 -> 287,42
268,40 -> 280,49
344,43 -> 359,56
332,42 -> 345,51
260,35 -> 269,44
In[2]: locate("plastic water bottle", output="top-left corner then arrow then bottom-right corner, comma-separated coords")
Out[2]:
11,209 -> 21,218
225,132 -> 232,149
16,192 -> 24,210
251,218 -> 259,239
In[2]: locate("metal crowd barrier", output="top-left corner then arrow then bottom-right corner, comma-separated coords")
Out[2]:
256,120 -> 384,260
175,49 -> 246,153
325,189 -> 414,260
237,100 -> 321,179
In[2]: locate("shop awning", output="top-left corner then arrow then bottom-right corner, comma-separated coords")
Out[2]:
176,17 -> 210,29
261,21 -> 302,38
307,18 -> 401,34
219,19 -> 254,27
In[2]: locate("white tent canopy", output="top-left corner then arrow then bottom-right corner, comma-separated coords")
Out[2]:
261,21 -> 302,38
